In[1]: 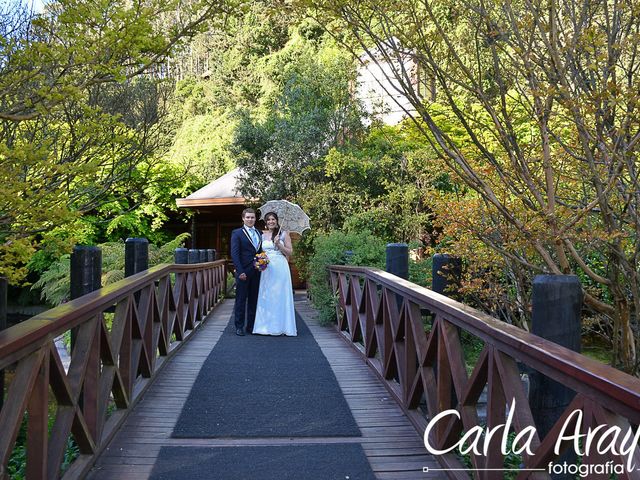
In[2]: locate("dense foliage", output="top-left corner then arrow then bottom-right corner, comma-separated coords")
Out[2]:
293,0 -> 640,372
0,0 -> 237,282
5,0 -> 640,373
32,234 -> 190,306
307,230 -> 385,325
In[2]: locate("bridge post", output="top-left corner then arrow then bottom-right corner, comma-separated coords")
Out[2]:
0,277 -> 6,409
125,237 -> 149,277
386,243 -> 408,309
174,248 -> 188,264
70,246 -> 102,350
188,249 -> 200,264
530,275 -> 582,478
71,246 -> 102,299
431,253 -> 461,297
207,249 -> 216,262
385,243 -> 409,280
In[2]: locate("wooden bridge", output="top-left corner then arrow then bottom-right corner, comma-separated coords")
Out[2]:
1,260 -> 639,479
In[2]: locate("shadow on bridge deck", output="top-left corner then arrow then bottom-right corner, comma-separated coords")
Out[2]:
86,296 -> 444,480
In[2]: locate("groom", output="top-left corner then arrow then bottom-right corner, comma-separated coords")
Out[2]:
230,208 -> 262,336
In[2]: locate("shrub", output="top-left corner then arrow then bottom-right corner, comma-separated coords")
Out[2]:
409,256 -> 432,288
226,272 -> 236,298
32,234 -> 190,306
307,230 -> 385,325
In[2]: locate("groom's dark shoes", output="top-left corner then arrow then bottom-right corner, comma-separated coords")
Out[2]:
235,328 -> 245,336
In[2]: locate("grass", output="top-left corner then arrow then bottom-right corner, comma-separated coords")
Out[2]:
461,331 -> 485,375
5,402 -> 80,479
420,315 -> 485,375
458,428 -> 523,480
582,346 -> 614,365
581,334 -> 614,365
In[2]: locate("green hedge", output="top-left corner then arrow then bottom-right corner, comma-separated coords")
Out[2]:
307,230 -> 385,325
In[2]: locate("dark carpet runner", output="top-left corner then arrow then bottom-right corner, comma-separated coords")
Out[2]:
149,444 -> 376,480
172,312 -> 361,438
157,311 -> 375,478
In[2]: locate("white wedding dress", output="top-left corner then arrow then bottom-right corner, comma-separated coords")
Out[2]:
252,233 -> 297,336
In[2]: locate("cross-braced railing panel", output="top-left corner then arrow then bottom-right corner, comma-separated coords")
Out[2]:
0,261 -> 225,480
329,265 -> 640,480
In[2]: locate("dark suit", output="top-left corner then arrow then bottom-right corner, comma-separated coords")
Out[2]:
230,226 -> 262,331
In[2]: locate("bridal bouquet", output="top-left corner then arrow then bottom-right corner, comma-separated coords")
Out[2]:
253,251 -> 269,271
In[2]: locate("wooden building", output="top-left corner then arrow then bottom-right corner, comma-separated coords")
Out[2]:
176,168 -> 247,260
176,168 -> 305,288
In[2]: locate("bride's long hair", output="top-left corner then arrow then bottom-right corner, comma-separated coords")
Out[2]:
264,212 -> 281,242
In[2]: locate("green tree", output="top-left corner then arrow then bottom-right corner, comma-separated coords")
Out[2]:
301,0 -> 640,371
0,0 -> 238,282
233,24 -> 366,201
162,1 -> 292,185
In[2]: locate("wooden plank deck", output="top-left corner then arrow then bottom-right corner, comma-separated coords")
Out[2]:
86,296 -> 444,480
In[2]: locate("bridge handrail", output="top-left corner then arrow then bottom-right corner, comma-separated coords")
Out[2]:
0,260 -> 226,479
0,262 -> 223,368
328,265 -> 640,479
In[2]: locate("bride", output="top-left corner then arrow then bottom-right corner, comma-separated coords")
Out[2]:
252,212 -> 297,336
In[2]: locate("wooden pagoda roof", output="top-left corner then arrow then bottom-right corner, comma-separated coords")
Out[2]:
176,168 -> 247,208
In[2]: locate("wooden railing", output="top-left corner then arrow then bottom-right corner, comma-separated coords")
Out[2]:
329,265 -> 640,479
0,260 -> 226,480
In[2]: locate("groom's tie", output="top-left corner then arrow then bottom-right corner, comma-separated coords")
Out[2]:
248,227 -> 258,248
